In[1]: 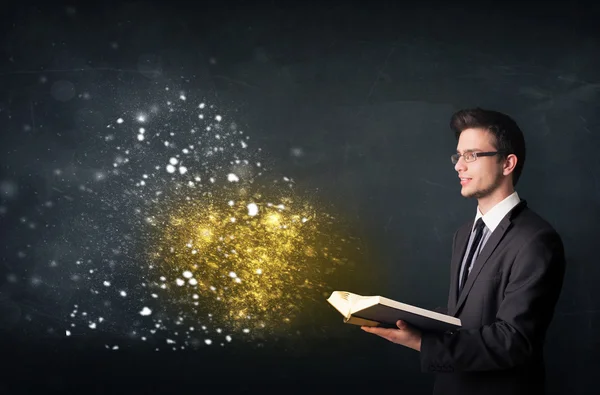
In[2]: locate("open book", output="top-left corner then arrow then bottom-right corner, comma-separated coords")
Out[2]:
327,291 -> 461,332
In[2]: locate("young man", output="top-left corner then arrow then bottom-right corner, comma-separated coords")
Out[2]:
362,108 -> 566,395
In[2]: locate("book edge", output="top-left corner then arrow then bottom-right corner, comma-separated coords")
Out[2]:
376,296 -> 461,325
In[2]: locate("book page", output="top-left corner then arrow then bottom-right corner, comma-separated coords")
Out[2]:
349,294 -> 380,315
327,291 -> 352,318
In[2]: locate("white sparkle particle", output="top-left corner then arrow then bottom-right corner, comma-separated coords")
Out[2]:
199,103 -> 205,109
179,166 -> 187,174
176,278 -> 185,286
209,177 -> 216,183
169,157 -> 178,165
256,268 -> 263,275
164,141 -> 170,147
140,307 -> 152,316
227,173 -> 239,182
228,200 -> 235,206
116,118 -> 124,124
137,114 -> 146,122
247,203 -> 259,216
103,281 -> 111,287
160,276 -> 166,281
112,345 -> 119,350
182,148 -> 189,154
137,134 -> 144,141
189,278 -> 198,286
193,294 -> 199,300
229,272 -> 237,278
302,217 -> 308,223
243,328 -> 250,333
183,271 -> 193,279
215,115 -> 222,122
89,323 -> 97,329
226,335 -> 232,342
120,290 -> 127,297
180,94 -> 186,100
166,165 -> 176,173
230,217 -> 236,223
66,330 -> 71,336
240,141 -> 248,148
152,293 -> 159,298
205,339 -> 212,345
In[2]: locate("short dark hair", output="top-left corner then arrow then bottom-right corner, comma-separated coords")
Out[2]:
450,108 -> 526,186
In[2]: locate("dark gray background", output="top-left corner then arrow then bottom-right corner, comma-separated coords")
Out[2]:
1,0 -> 599,394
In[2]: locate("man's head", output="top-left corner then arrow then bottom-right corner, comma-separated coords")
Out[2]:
450,108 -> 526,203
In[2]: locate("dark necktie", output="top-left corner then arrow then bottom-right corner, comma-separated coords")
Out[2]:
459,218 -> 485,294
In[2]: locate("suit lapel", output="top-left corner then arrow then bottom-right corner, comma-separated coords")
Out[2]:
451,200 -> 527,316
448,224 -> 471,312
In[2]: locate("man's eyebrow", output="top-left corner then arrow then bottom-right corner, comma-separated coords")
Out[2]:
456,148 -> 480,154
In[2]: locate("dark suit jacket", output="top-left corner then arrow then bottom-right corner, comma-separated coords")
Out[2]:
420,200 -> 565,395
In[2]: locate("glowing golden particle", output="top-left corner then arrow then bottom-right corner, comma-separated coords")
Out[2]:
145,187 -> 361,335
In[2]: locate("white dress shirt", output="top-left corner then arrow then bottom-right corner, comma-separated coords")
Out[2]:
458,191 -> 522,289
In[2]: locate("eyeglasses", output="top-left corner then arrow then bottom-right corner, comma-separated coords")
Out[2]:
451,151 -> 504,164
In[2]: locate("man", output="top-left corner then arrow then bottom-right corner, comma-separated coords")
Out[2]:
362,108 -> 565,395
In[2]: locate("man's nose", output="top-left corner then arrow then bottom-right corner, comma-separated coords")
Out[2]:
454,157 -> 467,172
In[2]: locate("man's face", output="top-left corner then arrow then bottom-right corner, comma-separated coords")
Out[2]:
454,128 -> 504,199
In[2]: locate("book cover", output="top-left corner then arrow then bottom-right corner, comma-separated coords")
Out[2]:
327,291 -> 461,332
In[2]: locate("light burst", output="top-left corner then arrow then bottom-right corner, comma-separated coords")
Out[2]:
9,82 -> 364,349
145,189 -> 341,334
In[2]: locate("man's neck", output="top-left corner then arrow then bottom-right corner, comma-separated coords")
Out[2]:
477,187 -> 515,215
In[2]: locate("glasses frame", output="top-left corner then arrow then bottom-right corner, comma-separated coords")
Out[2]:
451,151 -> 505,165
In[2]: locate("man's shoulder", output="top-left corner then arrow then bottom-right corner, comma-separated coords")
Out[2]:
513,205 -> 559,237
455,204 -> 560,239
501,205 -> 564,258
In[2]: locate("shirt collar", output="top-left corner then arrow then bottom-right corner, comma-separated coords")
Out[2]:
473,191 -> 521,233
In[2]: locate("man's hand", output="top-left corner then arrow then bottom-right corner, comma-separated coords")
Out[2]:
361,320 -> 422,352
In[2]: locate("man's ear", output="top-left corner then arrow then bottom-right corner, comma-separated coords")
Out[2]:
503,154 -> 517,176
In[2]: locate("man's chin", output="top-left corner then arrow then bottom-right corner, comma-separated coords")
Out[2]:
461,188 -> 475,198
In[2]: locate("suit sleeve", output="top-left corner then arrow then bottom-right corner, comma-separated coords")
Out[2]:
420,228 -> 565,373
435,229 -> 460,316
